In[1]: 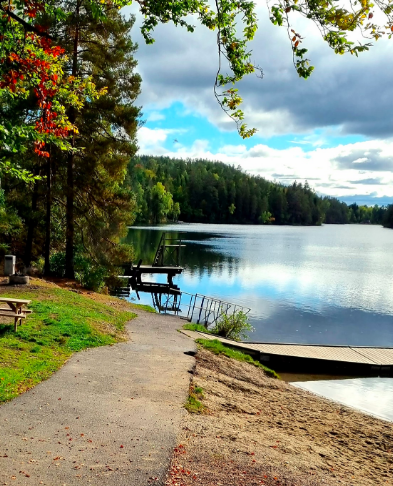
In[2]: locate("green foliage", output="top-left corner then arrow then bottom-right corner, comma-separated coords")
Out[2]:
1,6 -> 140,277
211,310 -> 253,342
74,256 -> 107,292
50,250 -> 107,291
259,210 -> 273,224
0,286 -> 136,403
0,188 -> 22,254
151,182 -> 174,224
383,205 -> 393,229
196,339 -> 280,379
128,156 -> 388,226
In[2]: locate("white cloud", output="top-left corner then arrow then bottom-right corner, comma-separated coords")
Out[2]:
137,126 -> 188,152
124,2 -> 393,139
146,111 -> 165,122
137,132 -> 393,199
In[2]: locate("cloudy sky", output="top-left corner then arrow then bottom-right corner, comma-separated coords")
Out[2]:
123,2 -> 393,206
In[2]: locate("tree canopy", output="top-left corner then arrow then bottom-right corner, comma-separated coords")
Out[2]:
1,0 -> 393,171
126,155 -> 390,226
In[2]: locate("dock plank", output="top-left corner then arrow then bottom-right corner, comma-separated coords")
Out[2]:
254,343 -> 375,364
351,347 -> 393,366
181,330 -> 393,368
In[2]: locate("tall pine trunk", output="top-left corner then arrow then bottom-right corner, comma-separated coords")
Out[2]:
25,179 -> 39,268
65,3 -> 79,279
44,154 -> 51,275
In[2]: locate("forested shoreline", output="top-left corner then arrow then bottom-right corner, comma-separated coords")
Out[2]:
126,156 -> 392,228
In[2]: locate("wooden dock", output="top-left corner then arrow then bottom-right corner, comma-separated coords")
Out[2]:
120,264 -> 183,288
181,331 -> 393,376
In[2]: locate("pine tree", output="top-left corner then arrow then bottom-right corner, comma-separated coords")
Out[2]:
53,4 -> 141,277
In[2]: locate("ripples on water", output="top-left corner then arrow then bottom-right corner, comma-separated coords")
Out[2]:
126,224 -> 393,346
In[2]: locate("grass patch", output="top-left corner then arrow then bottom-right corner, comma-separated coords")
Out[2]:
196,338 -> 280,379
0,285 -> 136,404
131,303 -> 156,313
183,323 -> 211,333
185,383 -> 205,414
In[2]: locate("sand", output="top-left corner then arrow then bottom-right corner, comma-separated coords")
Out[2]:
165,348 -> 392,486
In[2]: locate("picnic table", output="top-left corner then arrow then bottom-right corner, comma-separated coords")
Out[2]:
0,297 -> 32,331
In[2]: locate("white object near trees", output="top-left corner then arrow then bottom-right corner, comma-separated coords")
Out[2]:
4,255 -> 16,276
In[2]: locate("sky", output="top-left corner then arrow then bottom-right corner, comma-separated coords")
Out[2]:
123,2 -> 393,206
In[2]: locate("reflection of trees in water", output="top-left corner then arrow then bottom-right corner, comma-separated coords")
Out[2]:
185,247 -> 239,279
125,228 -> 239,278
124,229 -> 163,264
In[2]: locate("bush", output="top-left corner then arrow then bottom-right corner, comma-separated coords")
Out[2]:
49,250 -> 106,291
211,309 -> 253,342
49,252 -> 66,277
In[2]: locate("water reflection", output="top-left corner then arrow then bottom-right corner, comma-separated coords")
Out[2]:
125,224 -> 393,346
293,377 -> 393,422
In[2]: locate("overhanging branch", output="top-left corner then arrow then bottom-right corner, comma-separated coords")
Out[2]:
0,6 -> 54,40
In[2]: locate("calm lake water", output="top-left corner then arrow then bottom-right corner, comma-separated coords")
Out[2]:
294,377 -> 393,422
125,223 -> 393,420
126,223 -> 393,346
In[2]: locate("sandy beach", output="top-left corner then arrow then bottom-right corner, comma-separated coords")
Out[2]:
166,347 -> 392,486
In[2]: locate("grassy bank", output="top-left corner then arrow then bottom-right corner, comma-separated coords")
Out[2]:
196,338 -> 280,379
0,282 -> 137,404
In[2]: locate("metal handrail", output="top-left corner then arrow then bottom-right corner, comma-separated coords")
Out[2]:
153,289 -> 251,329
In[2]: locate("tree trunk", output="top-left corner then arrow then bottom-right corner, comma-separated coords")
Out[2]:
44,154 -> 51,275
25,176 -> 39,268
65,5 -> 79,279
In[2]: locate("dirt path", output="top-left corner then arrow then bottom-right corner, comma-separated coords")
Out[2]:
166,348 -> 393,486
0,311 -> 195,486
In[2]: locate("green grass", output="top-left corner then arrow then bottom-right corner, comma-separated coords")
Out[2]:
196,338 -> 280,379
183,323 -> 211,333
0,286 -> 136,404
131,303 -> 156,313
185,384 -> 205,413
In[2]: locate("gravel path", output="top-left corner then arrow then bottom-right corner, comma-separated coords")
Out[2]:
0,311 -> 195,486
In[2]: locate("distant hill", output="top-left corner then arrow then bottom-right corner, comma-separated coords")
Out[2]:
126,156 -> 390,226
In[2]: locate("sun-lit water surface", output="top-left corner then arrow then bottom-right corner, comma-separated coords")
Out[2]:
293,377 -> 393,422
125,223 -> 393,346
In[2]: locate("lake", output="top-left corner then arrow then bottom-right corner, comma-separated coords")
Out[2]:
125,223 -> 393,421
125,223 -> 393,346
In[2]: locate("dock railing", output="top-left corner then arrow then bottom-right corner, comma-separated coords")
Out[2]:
153,290 -> 251,329
153,232 -> 186,267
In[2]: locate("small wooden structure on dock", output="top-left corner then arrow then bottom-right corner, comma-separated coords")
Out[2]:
120,262 -> 183,289
182,331 -> 393,376
117,232 -> 185,297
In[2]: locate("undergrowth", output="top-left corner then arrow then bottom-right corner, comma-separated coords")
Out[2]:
196,338 -> 280,379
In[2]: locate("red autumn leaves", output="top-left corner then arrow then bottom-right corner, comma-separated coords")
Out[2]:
1,1 -> 70,157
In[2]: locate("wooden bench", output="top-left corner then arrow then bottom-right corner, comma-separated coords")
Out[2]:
0,298 -> 32,331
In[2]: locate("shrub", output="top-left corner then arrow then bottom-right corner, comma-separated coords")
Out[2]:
49,250 -> 106,291
49,252 -> 66,277
211,309 -> 254,342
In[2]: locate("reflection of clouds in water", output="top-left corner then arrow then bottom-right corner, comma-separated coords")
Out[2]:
294,378 -> 393,422
191,261 -> 393,317
126,224 -> 393,345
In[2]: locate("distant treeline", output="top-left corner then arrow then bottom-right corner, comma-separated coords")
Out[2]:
126,156 -> 392,227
